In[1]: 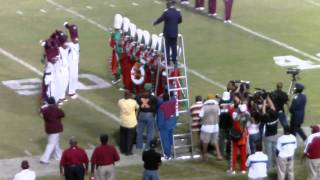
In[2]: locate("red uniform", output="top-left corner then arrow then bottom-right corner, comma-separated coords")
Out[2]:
91,144 -> 120,166
224,0 -> 234,21
229,106 -> 248,172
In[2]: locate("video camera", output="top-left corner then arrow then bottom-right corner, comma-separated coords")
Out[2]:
287,68 -> 300,76
230,80 -> 250,90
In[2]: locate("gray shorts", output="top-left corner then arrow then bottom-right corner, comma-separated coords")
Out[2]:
200,131 -> 218,144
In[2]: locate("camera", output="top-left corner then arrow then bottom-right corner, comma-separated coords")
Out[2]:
286,68 -> 300,76
252,88 -> 269,104
231,80 -> 250,90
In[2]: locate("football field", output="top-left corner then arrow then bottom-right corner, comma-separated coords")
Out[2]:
1,0 -> 320,179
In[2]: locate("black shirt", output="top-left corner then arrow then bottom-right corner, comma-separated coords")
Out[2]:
219,101 -> 233,129
271,89 -> 288,112
136,94 -> 158,114
142,149 -> 161,170
262,108 -> 278,136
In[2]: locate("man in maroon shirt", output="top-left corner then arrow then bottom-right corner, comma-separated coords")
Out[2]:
60,136 -> 89,180
304,125 -> 320,180
40,97 -> 65,164
90,134 -> 120,180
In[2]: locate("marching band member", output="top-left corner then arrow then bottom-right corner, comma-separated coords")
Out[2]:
110,14 -> 123,84
64,22 -> 80,99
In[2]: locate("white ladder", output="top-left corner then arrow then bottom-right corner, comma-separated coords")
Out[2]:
159,34 -> 195,159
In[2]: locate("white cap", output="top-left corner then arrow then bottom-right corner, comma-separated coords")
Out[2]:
113,14 -> 123,29
222,91 -> 231,101
129,23 -> 136,38
122,17 -> 130,33
136,29 -> 143,43
239,104 -> 247,112
39,40 -> 46,47
63,21 -> 69,27
143,30 -> 150,46
151,34 -> 158,50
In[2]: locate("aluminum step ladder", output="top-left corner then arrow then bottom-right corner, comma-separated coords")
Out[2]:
158,34 -> 196,159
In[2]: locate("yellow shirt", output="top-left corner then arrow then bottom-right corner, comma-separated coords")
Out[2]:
118,98 -> 139,128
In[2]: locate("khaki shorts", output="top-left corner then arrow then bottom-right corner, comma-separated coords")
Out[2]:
200,131 -> 218,144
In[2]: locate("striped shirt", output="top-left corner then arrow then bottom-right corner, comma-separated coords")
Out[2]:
246,151 -> 268,179
276,134 -> 297,158
189,101 -> 203,131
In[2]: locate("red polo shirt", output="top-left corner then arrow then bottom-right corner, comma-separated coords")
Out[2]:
91,144 -> 120,166
41,104 -> 65,134
306,136 -> 320,159
60,146 -> 89,166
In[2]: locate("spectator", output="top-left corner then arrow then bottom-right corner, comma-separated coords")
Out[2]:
60,136 -> 89,180
230,103 -> 250,174
142,140 -> 162,180
199,94 -> 222,161
13,160 -> 36,180
218,91 -> 233,159
303,125 -> 320,180
246,143 -> 268,180
247,112 -> 261,154
40,97 -> 65,164
289,83 -> 307,141
157,92 -> 177,159
189,95 -> 203,152
153,0 -> 182,67
90,134 -> 120,180
118,91 -> 139,155
262,96 -> 278,170
276,126 -> 297,180
136,83 -> 158,150
271,82 -> 289,129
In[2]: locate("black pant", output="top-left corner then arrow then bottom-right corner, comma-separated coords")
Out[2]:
165,37 -> 177,64
290,120 -> 307,141
120,126 -> 136,154
64,165 -> 85,180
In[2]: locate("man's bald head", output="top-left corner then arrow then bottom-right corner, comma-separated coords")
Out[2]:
69,136 -> 78,146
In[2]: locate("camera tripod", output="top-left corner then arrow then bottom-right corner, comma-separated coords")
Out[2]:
288,74 -> 298,95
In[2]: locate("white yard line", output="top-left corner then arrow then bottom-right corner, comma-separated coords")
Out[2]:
46,0 -> 226,90
304,0 -> 320,7
0,47 -> 121,123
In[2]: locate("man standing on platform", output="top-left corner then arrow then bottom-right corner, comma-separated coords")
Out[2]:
224,0 -> 234,23
153,0 -> 182,67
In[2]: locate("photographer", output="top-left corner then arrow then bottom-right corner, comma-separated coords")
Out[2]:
271,82 -> 289,129
262,95 -> 278,170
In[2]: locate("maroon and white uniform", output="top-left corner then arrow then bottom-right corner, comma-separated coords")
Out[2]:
40,103 -> 65,163
64,22 -> 80,96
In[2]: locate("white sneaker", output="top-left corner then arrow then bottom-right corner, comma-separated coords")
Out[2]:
224,20 -> 228,23
208,13 -> 217,17
69,94 -> 78,99
199,7 -> 205,11
111,79 -> 121,84
241,170 -> 247,174
227,20 -> 232,23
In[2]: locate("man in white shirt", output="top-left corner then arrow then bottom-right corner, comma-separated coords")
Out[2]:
276,126 -> 297,180
246,143 -> 268,180
199,94 -> 222,161
13,160 -> 36,180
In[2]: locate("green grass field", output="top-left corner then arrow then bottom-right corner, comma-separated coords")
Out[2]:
1,0 -> 320,179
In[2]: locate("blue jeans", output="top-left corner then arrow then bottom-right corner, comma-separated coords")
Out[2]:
142,170 -> 158,180
136,112 -> 155,149
278,111 -> 289,128
249,133 -> 261,154
263,135 -> 277,170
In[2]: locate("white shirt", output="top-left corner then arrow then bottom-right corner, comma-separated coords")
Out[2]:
246,151 -> 268,179
304,132 -> 320,153
199,99 -> 220,118
247,122 -> 260,135
276,134 -> 297,158
201,124 -> 219,133
13,169 -> 36,180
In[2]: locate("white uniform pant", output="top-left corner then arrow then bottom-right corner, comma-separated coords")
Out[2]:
46,83 -> 58,103
306,158 -> 320,180
40,133 -> 62,163
56,67 -> 69,100
68,58 -> 79,95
